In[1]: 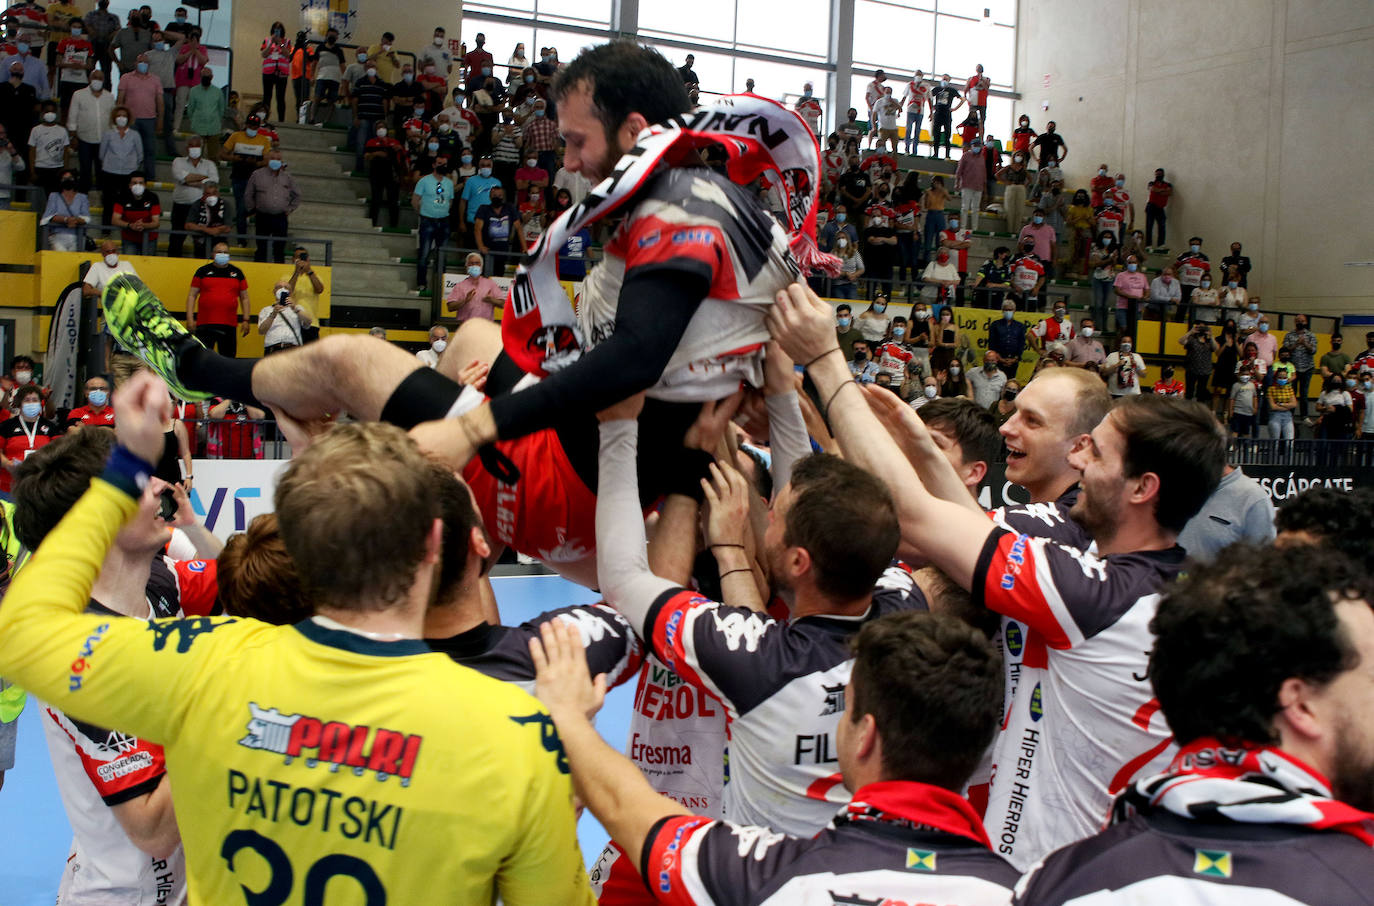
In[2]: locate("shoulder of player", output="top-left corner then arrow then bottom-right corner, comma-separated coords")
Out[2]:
1014,814 -> 1153,902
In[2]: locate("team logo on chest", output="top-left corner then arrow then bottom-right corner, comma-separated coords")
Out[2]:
820,682 -> 846,716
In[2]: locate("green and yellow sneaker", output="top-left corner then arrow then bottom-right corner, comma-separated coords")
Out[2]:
101,274 -> 212,401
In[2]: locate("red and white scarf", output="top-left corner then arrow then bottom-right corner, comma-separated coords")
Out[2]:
838,780 -> 993,849
1114,738 -> 1374,844
501,93 -> 836,377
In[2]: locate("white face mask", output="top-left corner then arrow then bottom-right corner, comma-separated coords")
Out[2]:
432,338 -> 447,353
1082,327 -> 1094,338
104,253 -> 119,267
188,146 -> 202,159
115,116 -> 129,127
130,183 -> 146,197
434,37 -> 444,46
924,385 -> 938,399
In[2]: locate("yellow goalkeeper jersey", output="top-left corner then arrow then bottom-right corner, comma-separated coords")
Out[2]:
0,475 -> 595,906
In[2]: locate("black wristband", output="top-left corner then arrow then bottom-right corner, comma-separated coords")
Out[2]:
803,347 -> 842,370
822,379 -> 857,422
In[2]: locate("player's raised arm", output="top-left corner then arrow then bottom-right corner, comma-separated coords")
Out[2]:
766,283 -> 995,589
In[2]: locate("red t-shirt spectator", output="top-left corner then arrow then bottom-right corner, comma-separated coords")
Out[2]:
1089,173 -> 1114,207
66,405 -> 116,429
0,415 -> 58,492
190,262 -> 249,326
1147,179 -> 1172,208
462,47 -> 494,84
113,191 -> 161,248
1153,379 -> 1185,396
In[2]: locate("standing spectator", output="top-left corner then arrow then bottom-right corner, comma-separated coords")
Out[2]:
1028,303 -> 1075,355
1007,238 -> 1047,312
1267,367 -> 1298,441
1104,172 -> 1133,232
446,251 -> 504,322
953,138 -> 986,230
1065,316 -> 1106,372
363,123 -> 405,227
390,63 -> 424,134
872,87 -> 900,155
1359,370 -> 1374,439
168,134 -> 216,257
1189,270 -> 1220,322
1174,236 -> 1210,311
289,31 -> 312,119
282,246 -> 323,340
965,64 -> 989,130
110,172 -> 159,254
920,174 -> 949,260
473,184 -> 519,274
1029,120 -> 1067,168
310,28 -> 345,125
515,143 -> 551,203
995,150 -> 1031,233
505,42 -> 529,84
171,27 -> 207,136
463,33 -> 495,92
1152,364 -> 1184,396
1017,207 -> 1058,275
1178,321 -> 1218,401
163,7 -> 194,44
1320,333 -> 1352,380
183,64 -> 223,159
836,107 -> 864,144
1237,340 -> 1267,384
412,161 -> 455,293
1251,314 -> 1278,366
837,154 -> 872,221
1147,265 -> 1181,321
1353,331 -> 1374,375
1062,189 -> 1093,277
415,324 -> 449,367
417,64 -> 448,122
145,29 -> 176,155
1101,334 -> 1145,397
1228,369 -> 1259,437
459,155 -> 499,240
856,295 -> 890,345
183,179 -> 229,256
973,245 -> 1012,309
988,299 -> 1027,379
1283,313 -> 1318,422
257,281 -> 310,354
1144,167 -> 1171,248
83,0 -> 121,78
258,22 -> 290,121
38,168 -> 89,250
1211,320 -> 1240,416
861,209 -> 898,296
817,203 -> 857,252
956,109 -> 981,150
4,37 -> 51,100
929,305 -> 961,374
834,303 -> 864,358
830,234 -> 865,299
1094,197 -> 1125,243
862,69 -> 886,147
114,52 -> 160,180
847,339 -> 880,383
109,10 -> 152,76
1220,241 -> 1251,287
1087,231 -> 1121,327
927,74 -> 961,159
1315,375 -> 1355,440
795,81 -> 822,135
0,123 -> 24,209
938,357 -> 970,398
419,26 -> 454,81
208,398 -> 267,458
920,250 -> 961,306
65,71 -> 111,192
243,148 -> 299,263
27,100 -> 70,203
1220,269 -> 1249,317
185,241 -> 249,355
1112,253 -> 1148,337
54,19 -> 94,114
968,350 -> 1006,407
488,114 -> 522,188
350,64 -> 389,172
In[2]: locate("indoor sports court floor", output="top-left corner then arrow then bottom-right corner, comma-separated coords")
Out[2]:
0,574 -> 632,905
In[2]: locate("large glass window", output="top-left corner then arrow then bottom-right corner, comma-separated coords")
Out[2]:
851,2 -> 935,73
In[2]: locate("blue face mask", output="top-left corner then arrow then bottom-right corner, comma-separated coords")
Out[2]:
16,42 -> 29,54
268,159 -> 283,170
214,252 -> 230,265
1276,378 -> 1287,386
403,72 -> 414,82
1002,310 -> 1014,320
88,389 -> 108,407
837,317 -> 851,329
21,401 -> 41,420
1259,323 -> 1269,332
893,327 -> 905,338
136,61 -> 149,74
1346,379 -> 1357,389
534,109 -> 545,117
466,264 -> 482,277
479,167 -> 492,178
1127,262 -> 1138,272
836,212 -> 846,223
427,142 -> 439,152
1032,215 -> 1044,224
462,155 -> 472,164
1190,244 -> 1200,253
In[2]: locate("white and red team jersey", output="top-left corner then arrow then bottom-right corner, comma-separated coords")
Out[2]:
822,148 -> 845,186
443,106 -> 482,143
903,78 -> 931,113
893,199 -> 920,233
975,528 -> 1184,871
941,226 -> 973,272
1010,254 -> 1045,293
865,79 -> 885,115
1094,208 -> 1124,240
67,405 -> 116,429
579,168 -> 799,404
967,73 -> 990,106
874,94 -> 901,129
876,341 -> 915,380
1030,316 -> 1076,345
640,784 -> 1019,906
401,115 -> 431,136
1104,186 -> 1130,211
859,153 -> 896,173
629,654 -> 728,817
1174,253 -> 1210,287
794,97 -> 823,134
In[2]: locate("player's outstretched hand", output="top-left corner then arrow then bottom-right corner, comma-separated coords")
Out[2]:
684,389 -> 744,454
767,282 -> 841,367
530,619 -> 606,722
701,459 -> 751,549
862,382 -> 932,452
114,371 -> 172,464
597,391 -> 645,424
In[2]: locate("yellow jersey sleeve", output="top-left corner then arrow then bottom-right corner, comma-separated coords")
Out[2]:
0,477 -> 251,746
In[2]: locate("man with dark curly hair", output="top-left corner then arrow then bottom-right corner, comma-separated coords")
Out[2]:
1274,486 -> 1374,572
1015,545 -> 1374,904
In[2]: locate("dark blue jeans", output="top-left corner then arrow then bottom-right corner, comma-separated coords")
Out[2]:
134,117 -> 158,179
417,216 -> 449,288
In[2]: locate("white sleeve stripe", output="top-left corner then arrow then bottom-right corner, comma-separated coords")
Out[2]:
677,823 -> 720,906
1031,538 -> 1086,648
679,605 -> 737,714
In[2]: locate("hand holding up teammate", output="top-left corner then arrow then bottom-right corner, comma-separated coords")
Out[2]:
529,619 -> 606,722
767,282 -> 841,367
114,371 -> 173,464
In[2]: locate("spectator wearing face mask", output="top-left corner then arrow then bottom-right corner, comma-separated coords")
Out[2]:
462,33 -> 495,94
927,305 -> 961,374
921,248 -> 961,306
854,296 -> 890,347
221,113 -> 273,237
973,246 -> 1012,310
953,138 -> 987,230
183,63 -> 223,157
995,150 -> 1031,232
391,64 -> 427,135
862,209 -> 898,297
114,52 -> 160,179
257,22 -> 290,120
1228,365 -> 1260,437
967,350 -> 1007,408
795,81 -> 823,136
1111,253 -> 1148,336
459,155 -> 500,239
513,151 -> 549,207
167,134 -> 216,257
875,317 -> 917,382
363,122 -> 406,227
258,282 -> 311,354
243,149 -> 300,263
1267,364 -> 1298,441
1152,365 -> 1184,396
1008,238 -> 1047,312
349,64 -> 391,173
419,26 -> 453,79
111,173 -> 160,254
39,168 -> 89,251
1017,207 -> 1057,277
927,75 -> 962,159
1104,172 -> 1133,230
818,204 -> 858,253
1189,271 -> 1220,323
1065,316 -> 1105,372
416,324 -> 449,368
366,31 -> 402,83
412,160 -> 455,292
446,251 -> 505,323
184,180 -> 229,257
834,303 -> 864,358
1100,335 -> 1145,397
910,374 -> 940,409
1356,370 -> 1374,439
65,70 -> 111,192
1314,375 -> 1355,440
26,100 -> 70,204
1173,236 -> 1210,311
988,299 -> 1027,380
1144,168 -> 1171,248
310,30 -> 345,124
1029,303 -> 1076,356
1220,267 -> 1249,318
1147,265 -> 1181,321
1220,242 -> 1251,288
830,233 -> 865,299
145,29 -> 178,156
847,340 -> 880,384
186,241 -> 249,354
1064,189 -> 1094,277
837,155 -> 872,223
1282,314 -> 1318,422
1320,333 -> 1352,381
1250,315 -> 1278,367
474,183 -> 519,274
938,357 -> 970,399
66,376 -> 116,429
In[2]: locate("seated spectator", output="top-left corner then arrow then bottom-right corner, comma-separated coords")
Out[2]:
1112,253 -> 1148,336
1007,239 -> 1046,312
1063,317 -> 1104,371
0,386 -> 59,493
988,378 -> 1019,426
1251,314 -> 1278,365
1189,272 -> 1220,322
111,173 -> 160,254
1147,265 -> 1181,321
66,376 -> 115,429
1315,375 -> 1355,440
938,359 -> 970,398
257,281 -> 311,354
818,204 -> 858,253
1028,303 -> 1075,355
39,169 -> 90,251
416,324 -> 448,368
183,180 -> 230,258
910,374 -> 939,410
848,339 -> 879,383
1152,365 -> 1184,396
445,251 -> 505,323
1027,547 -> 1374,905
920,249 -> 961,305
1102,334 -> 1145,396
968,351 -> 1007,408
207,398 -> 266,459
834,303 -> 863,358
555,220 -> 592,281
521,98 -> 558,175
973,246 -> 1012,309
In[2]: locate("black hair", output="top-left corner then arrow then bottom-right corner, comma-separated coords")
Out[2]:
1275,487 -> 1374,573
552,41 -> 691,140
918,398 -> 1001,469
1111,396 -> 1225,533
784,454 -> 899,600
13,429 -> 116,549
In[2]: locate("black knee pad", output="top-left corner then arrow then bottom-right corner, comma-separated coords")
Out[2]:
380,366 -> 464,429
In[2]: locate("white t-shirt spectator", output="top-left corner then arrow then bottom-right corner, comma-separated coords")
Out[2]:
1103,350 -> 1146,395
968,365 -> 1007,408
29,123 -> 70,170
83,257 -> 138,295
258,302 -> 306,348
874,95 -> 900,130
